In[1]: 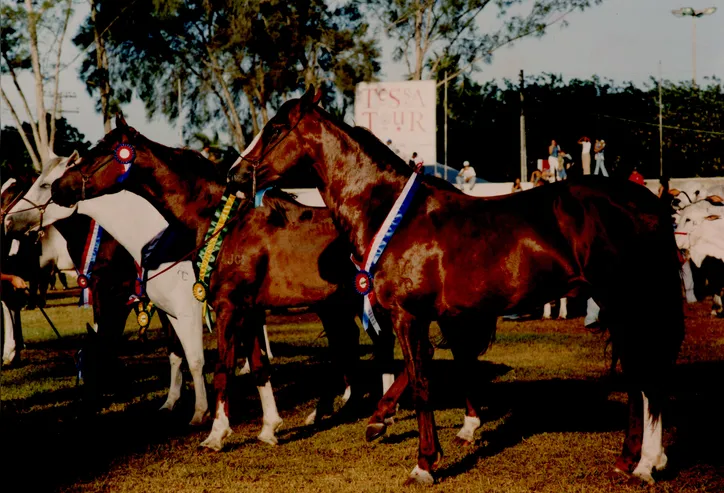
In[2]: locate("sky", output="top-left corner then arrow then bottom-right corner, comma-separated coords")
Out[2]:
1,0 -> 723,149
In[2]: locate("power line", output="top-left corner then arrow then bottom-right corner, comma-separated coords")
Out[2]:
597,113 -> 724,136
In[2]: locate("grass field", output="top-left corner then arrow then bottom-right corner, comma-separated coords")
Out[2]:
2,295 -> 723,492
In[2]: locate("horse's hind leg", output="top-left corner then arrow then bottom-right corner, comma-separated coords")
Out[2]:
439,313 -> 497,446
201,297 -> 240,451
393,309 -> 440,486
307,304 -> 360,425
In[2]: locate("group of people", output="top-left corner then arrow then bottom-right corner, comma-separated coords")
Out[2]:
543,137 -> 609,183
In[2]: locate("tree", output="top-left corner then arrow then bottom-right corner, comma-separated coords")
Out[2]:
1,118 -> 90,179
366,0 -> 601,81
1,0 -> 74,169
73,0 -> 380,150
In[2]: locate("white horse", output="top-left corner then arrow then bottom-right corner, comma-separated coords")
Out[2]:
2,177 -> 76,365
5,156 -> 209,424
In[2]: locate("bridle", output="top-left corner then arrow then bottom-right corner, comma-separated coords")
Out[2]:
236,107 -> 307,199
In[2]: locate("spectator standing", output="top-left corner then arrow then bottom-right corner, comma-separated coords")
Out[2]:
594,139 -> 608,177
548,139 -> 561,181
577,136 -> 592,175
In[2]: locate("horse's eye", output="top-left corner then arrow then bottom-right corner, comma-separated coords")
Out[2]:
40,183 -> 50,190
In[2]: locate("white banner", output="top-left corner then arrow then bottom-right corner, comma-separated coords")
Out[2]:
354,80 -> 437,167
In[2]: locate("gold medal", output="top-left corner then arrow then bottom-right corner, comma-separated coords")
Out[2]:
137,310 -> 150,328
193,281 -> 207,302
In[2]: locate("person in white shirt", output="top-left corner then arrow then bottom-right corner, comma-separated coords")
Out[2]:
456,160 -> 476,191
577,136 -> 592,175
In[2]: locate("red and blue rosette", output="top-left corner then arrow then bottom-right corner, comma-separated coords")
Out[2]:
114,143 -> 135,182
351,173 -> 420,334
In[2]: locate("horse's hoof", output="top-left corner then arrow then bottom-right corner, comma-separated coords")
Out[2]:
366,422 -> 387,442
452,436 -> 474,447
199,436 -> 225,452
257,417 -> 283,445
404,465 -> 435,486
189,410 -> 211,426
257,433 -> 278,446
383,416 -> 395,426
542,315 -> 551,320
631,471 -> 655,485
304,410 -> 317,426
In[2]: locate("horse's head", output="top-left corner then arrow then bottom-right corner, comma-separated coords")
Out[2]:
52,114 -> 141,207
228,87 -> 323,194
4,154 -> 79,235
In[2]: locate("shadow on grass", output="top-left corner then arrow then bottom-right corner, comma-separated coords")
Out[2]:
3,328 -> 724,491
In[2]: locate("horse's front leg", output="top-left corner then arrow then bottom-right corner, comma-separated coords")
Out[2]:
201,298 -> 238,451
240,307 -> 283,445
393,309 -> 440,486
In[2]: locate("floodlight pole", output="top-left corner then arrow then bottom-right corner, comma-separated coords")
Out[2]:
444,71 -> 448,182
672,7 -> 717,89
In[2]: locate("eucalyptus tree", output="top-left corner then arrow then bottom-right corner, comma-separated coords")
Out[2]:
365,0 -> 602,81
74,0 -> 379,150
1,0 -> 74,170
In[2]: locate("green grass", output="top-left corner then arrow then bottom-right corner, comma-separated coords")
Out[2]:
2,297 -> 723,492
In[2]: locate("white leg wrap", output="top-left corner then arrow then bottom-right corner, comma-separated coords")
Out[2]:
200,402 -> 232,451
342,385 -> 352,403
455,415 -> 481,443
543,303 -> 552,319
382,373 -> 395,395
408,465 -> 434,485
632,392 -> 667,484
558,298 -> 568,319
2,302 -> 16,365
257,382 -> 283,445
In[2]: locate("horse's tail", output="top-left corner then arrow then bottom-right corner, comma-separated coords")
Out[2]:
612,199 -> 685,417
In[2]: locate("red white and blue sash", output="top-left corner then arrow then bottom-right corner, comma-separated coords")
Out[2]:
78,220 -> 103,306
352,173 -> 421,334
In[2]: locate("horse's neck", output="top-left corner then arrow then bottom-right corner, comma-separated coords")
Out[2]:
314,122 -> 411,258
77,191 -> 169,265
143,164 -> 226,245
52,214 -> 93,264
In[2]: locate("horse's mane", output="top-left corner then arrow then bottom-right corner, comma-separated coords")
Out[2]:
337,120 -> 462,194
131,131 -> 224,183
259,187 -> 301,226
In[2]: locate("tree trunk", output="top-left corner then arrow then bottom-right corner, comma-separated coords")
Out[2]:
246,91 -> 260,136
90,0 -> 112,133
25,0 -> 49,163
49,0 -> 73,150
413,2 -> 424,81
206,48 -> 246,150
1,58 -> 43,159
1,87 -> 41,171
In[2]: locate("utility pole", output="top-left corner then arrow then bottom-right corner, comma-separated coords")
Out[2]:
444,70 -> 448,182
519,69 -> 527,181
658,61 -> 663,178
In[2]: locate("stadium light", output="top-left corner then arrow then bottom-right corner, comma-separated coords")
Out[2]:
671,7 -> 717,88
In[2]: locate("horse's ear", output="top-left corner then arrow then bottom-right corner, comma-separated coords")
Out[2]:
301,86 -> 322,108
115,112 -> 128,129
705,195 -> 724,205
68,149 -> 80,162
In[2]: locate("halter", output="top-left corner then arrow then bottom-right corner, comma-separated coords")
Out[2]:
237,110 -> 306,199
73,143 -> 134,200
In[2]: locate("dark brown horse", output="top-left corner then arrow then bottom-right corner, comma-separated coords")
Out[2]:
226,88 -> 685,485
50,118 -> 401,450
